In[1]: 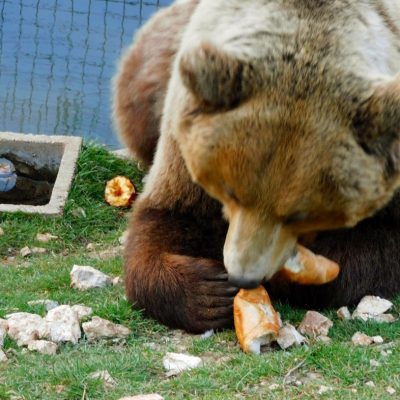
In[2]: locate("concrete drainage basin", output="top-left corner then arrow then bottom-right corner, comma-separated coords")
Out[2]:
0,132 -> 82,215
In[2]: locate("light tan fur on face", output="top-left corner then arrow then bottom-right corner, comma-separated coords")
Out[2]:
143,0 -> 400,283
223,206 -> 296,282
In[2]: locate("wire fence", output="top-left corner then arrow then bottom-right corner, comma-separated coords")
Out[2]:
0,0 -> 171,148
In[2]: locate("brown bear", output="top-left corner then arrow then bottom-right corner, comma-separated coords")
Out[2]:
113,0 -> 400,333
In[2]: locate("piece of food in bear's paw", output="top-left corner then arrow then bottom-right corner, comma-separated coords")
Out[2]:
104,176 -> 136,207
234,286 -> 280,354
279,244 -> 340,285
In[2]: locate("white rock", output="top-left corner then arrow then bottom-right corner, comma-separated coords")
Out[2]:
28,299 -> 59,311
381,350 -> 392,357
371,314 -> 397,323
86,243 -> 96,251
365,381 -> 375,388
351,332 -> 383,346
27,340 -> 57,355
200,330 -> 214,339
0,349 -> 7,362
352,296 -> 393,321
386,387 -> 396,395
71,305 -> 93,320
317,385 -> 332,395
20,246 -> 31,257
70,265 -> 113,290
371,336 -> 384,344
316,335 -> 332,344
277,323 -> 306,350
298,311 -> 333,337
6,312 -> 48,346
336,306 -> 351,321
95,246 -> 124,260
82,317 -> 131,341
112,276 -> 122,286
369,359 -> 381,367
31,247 -> 47,254
36,233 -> 58,243
118,396 -> 164,400
268,384 -> 280,391
45,305 -> 81,344
163,352 -> 202,376
0,319 -> 8,347
88,370 -> 117,388
119,231 -> 129,246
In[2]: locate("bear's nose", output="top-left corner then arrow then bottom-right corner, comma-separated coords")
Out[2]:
228,275 -> 261,289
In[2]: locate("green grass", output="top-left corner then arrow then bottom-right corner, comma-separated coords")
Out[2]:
0,144 -> 399,400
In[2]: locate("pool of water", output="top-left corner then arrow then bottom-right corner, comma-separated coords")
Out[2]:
0,0 -> 171,149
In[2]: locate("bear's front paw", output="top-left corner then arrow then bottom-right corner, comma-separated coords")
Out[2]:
165,254 -> 239,333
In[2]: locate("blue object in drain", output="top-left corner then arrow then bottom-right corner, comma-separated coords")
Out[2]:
0,158 -> 17,192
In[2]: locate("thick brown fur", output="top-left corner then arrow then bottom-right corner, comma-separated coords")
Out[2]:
114,0 -> 400,333
113,0 -> 199,167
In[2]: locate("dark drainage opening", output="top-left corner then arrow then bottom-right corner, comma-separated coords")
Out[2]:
0,153 -> 58,206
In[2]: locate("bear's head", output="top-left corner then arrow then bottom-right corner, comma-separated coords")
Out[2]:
176,43 -> 400,288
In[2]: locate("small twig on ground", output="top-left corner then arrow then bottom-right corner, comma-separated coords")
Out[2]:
81,384 -> 87,400
283,359 -> 307,385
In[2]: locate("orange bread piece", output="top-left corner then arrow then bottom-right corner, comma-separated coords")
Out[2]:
234,286 -> 280,354
105,176 -> 136,207
279,244 -> 340,285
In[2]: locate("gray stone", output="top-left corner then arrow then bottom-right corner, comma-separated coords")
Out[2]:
36,232 -> 58,242
276,323 -> 306,350
351,332 -> 383,346
0,349 -> 7,362
6,312 -> 48,346
163,352 -> 202,376
28,299 -> 59,311
70,265 -> 113,290
336,306 -> 351,321
45,305 -> 81,344
0,319 -> 8,347
71,305 -> 93,320
31,247 -> 47,254
20,247 -> 32,257
298,311 -> 333,337
352,296 -> 393,322
88,370 -> 117,388
27,340 -> 57,355
82,317 -> 131,341
118,230 -> 129,246
386,387 -> 396,395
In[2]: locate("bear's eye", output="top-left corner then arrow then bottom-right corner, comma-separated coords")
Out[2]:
284,212 -> 309,224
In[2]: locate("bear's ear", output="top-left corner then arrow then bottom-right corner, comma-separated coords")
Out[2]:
179,43 -> 258,110
353,76 -> 400,175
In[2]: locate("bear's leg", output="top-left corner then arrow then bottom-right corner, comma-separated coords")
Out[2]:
269,194 -> 400,308
124,204 -> 238,333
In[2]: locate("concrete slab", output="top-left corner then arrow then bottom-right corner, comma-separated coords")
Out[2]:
0,132 -> 82,215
